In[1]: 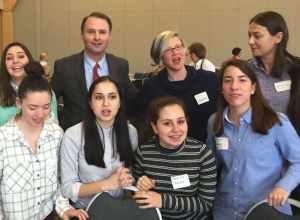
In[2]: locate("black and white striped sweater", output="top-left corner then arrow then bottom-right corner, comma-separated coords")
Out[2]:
133,137 -> 217,220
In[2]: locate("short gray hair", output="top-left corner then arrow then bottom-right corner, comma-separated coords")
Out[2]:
150,30 -> 184,65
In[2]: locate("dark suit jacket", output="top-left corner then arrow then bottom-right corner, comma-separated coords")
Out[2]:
51,51 -> 137,130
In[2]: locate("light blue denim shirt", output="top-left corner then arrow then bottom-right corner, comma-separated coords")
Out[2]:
84,53 -> 109,90
206,108 -> 300,220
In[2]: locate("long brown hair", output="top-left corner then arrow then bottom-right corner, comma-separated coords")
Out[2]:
213,60 -> 280,136
0,42 -> 34,106
287,64 -> 300,135
83,76 -> 134,168
249,11 -> 297,78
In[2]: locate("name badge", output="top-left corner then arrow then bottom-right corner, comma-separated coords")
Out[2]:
171,174 -> 191,189
194,92 -> 209,105
274,80 -> 291,92
215,137 -> 229,150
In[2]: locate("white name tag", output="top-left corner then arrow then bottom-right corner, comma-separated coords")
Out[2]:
171,174 -> 190,189
274,80 -> 291,92
194,92 -> 209,105
215,137 -> 229,150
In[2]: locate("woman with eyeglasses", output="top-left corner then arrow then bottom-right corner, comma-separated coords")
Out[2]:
135,30 -> 218,143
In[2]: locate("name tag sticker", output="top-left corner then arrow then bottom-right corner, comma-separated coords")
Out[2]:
194,92 -> 209,105
171,174 -> 191,189
274,80 -> 291,92
215,137 -> 229,150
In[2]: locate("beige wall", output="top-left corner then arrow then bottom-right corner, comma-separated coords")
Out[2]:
13,0 -> 300,75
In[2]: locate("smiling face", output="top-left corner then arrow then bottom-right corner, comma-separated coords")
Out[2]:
89,80 -> 121,128
161,37 -> 186,72
222,65 -> 256,112
248,22 -> 283,60
81,16 -> 112,60
5,46 -> 30,83
151,104 -> 187,148
16,91 -> 51,128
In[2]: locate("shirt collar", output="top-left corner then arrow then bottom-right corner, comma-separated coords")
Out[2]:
84,52 -> 107,70
223,107 -> 252,125
195,59 -> 204,69
249,58 -> 265,72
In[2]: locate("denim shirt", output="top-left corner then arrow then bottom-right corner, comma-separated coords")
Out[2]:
206,108 -> 300,220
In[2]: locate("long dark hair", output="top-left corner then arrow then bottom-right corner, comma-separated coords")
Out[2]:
249,11 -> 298,78
18,61 -> 52,101
83,76 -> 134,168
213,60 -> 280,136
287,64 -> 300,136
0,42 -> 34,106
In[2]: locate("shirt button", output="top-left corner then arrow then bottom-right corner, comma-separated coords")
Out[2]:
37,187 -> 40,190
238,138 -> 241,142
234,182 -> 237,185
37,174 -> 40,177
36,160 -> 39,163
37,202 -> 40,205
234,167 -> 237,171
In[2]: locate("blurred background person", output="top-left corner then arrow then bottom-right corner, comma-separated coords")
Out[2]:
188,42 -> 216,72
39,51 -> 52,81
231,47 -> 242,60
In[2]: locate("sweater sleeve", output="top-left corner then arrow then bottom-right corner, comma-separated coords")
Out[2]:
132,146 -> 145,182
161,146 -> 217,213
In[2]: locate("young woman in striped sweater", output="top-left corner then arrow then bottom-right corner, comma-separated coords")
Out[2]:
133,96 -> 217,220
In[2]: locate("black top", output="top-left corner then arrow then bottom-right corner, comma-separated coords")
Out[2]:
135,65 -> 218,142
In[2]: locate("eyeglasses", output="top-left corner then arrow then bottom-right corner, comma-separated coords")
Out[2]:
163,44 -> 184,55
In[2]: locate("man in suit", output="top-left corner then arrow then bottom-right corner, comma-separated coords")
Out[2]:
52,12 -> 137,130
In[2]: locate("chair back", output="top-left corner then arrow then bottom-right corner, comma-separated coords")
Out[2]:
243,198 -> 300,220
86,189 -> 162,220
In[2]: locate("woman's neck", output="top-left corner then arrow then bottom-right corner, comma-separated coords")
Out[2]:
11,77 -> 23,87
16,117 -> 43,153
167,67 -> 187,81
96,119 -> 114,129
261,54 -> 275,74
85,50 -> 104,63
